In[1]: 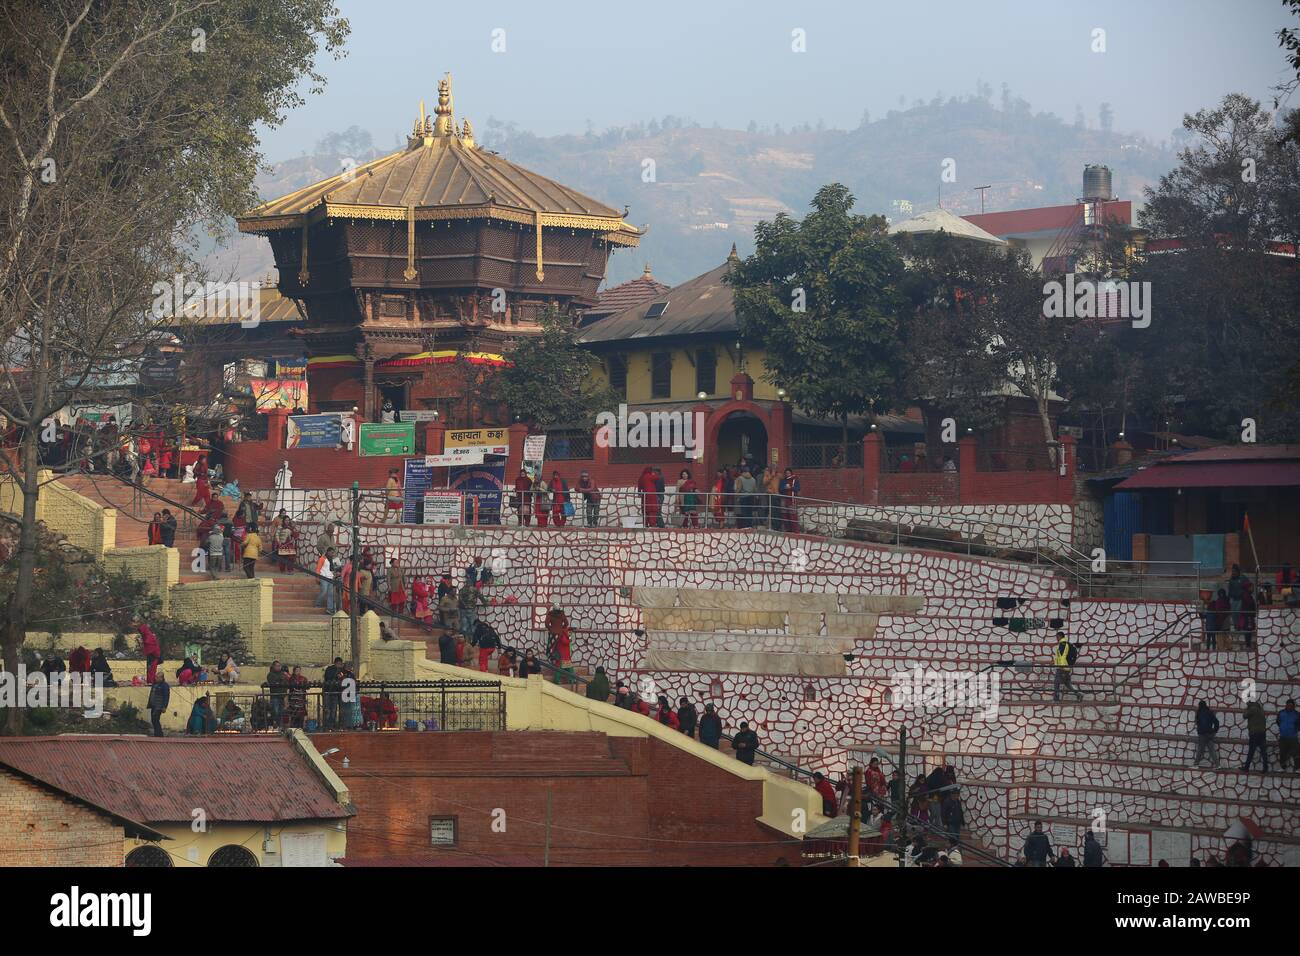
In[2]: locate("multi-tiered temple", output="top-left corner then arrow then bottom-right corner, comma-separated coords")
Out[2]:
231,74 -> 640,421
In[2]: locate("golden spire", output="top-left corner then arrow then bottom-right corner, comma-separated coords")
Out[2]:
642,263 -> 653,278
727,242 -> 739,262
460,118 -> 475,149
434,73 -> 455,136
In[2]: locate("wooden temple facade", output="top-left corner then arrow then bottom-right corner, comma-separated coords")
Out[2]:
200,74 -> 640,424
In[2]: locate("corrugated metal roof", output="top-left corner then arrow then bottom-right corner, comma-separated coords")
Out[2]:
1115,460 -> 1300,490
578,258 -> 738,345
0,735 -> 351,824
888,207 -> 1006,245
1165,444 -> 1300,463
240,136 -> 626,224
963,201 -> 1132,239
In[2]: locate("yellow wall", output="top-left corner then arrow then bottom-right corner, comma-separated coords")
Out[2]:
102,545 -> 179,614
0,470 -> 115,554
590,345 -> 782,403
127,819 -> 347,867
366,637 -> 826,838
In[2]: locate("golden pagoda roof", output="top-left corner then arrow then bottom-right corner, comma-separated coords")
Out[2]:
238,74 -> 640,246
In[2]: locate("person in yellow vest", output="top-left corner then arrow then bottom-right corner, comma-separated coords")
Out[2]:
1052,632 -> 1083,702
241,524 -> 263,579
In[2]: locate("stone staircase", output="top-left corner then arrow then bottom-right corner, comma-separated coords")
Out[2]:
55,473 -> 191,548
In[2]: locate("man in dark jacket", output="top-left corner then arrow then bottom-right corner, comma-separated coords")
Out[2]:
438,631 -> 457,665
147,673 -> 170,738
677,696 -> 698,738
322,657 -> 343,729
585,666 -> 610,702
1023,822 -> 1054,867
698,703 -> 722,748
1243,700 -> 1269,772
1055,847 -> 1078,867
1083,830 -> 1105,867
160,509 -> 177,548
732,721 -> 759,765
1194,701 -> 1221,768
940,793 -> 964,843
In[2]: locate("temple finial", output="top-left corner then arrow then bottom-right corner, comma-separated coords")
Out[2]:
460,118 -> 475,148
642,263 -> 652,278
727,242 -> 739,262
434,72 -> 455,136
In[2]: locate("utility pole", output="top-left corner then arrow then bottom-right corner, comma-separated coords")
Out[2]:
975,184 -> 991,213
847,765 -> 863,867
349,481 -> 361,668
897,725 -> 907,868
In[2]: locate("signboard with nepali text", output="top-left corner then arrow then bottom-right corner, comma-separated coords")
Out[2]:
358,422 -> 415,457
445,427 -> 509,455
423,491 -> 464,525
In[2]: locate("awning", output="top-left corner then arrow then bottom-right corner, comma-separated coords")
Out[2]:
378,350 -> 510,368
307,355 -> 361,370
1115,461 -> 1300,490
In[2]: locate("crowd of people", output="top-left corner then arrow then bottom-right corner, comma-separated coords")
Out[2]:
1193,697 -> 1300,773
504,459 -> 803,530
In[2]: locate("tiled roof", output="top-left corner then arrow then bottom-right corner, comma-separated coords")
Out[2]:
0,735 -> 351,824
587,267 -> 671,318
578,257 -> 738,345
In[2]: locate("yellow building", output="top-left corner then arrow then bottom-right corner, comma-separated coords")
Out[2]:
0,732 -> 352,867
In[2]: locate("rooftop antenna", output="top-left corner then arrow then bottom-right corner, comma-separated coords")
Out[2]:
975,185 -> 991,214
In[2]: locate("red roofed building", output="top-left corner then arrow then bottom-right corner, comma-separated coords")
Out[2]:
0,733 -> 354,867
579,263 -> 671,327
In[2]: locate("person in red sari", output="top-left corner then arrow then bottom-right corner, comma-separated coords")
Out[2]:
637,465 -> 660,527
549,470 -> 569,526
147,513 -> 164,545
138,621 -> 161,684
412,575 -> 432,626
190,454 -> 211,508
710,469 -> 727,527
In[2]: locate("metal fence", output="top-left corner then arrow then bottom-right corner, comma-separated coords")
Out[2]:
790,443 -> 864,469
208,679 -> 506,734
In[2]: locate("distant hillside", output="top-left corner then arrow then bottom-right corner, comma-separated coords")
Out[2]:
206,96 -> 1177,289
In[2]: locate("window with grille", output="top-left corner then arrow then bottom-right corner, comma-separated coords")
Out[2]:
608,355 -> 628,399
651,352 -> 672,398
695,349 -> 717,396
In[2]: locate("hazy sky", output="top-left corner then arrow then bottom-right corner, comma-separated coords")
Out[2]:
258,0 -> 1296,157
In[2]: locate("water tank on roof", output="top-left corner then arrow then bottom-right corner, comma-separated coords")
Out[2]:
1082,164 -> 1113,202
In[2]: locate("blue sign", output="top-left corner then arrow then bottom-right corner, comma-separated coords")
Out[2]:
403,458 -> 434,523
286,413 -> 342,449
450,458 -> 506,525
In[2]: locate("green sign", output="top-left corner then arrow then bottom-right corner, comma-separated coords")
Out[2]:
358,422 -> 416,457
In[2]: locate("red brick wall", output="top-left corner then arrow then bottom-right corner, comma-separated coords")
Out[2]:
315,731 -> 801,867
0,770 -> 124,867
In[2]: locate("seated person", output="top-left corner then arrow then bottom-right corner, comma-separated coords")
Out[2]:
217,654 -> 240,685
219,699 -> 245,730
176,658 -> 198,685
186,695 -> 216,735
90,648 -> 116,687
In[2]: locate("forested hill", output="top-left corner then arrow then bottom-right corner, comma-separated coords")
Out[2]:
205,94 -> 1177,288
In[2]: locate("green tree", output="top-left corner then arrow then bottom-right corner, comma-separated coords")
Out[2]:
0,0 -> 348,732
729,183 -> 907,444
1131,94 -> 1300,441
488,311 -> 617,430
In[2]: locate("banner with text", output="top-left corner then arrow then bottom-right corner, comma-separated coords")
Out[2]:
358,422 -> 415,457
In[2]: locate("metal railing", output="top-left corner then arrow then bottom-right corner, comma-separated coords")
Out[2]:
210,679 -> 506,733
790,443 -> 864,469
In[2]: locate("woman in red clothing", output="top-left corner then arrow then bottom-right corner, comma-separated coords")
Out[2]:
710,469 -> 726,527
147,512 -> 164,545
549,470 -> 569,526
412,575 -> 432,625
190,454 -> 211,508
655,695 -> 681,729
637,465 -> 660,527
